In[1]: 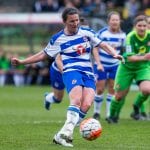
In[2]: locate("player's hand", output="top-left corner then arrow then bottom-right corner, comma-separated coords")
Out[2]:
11,58 -> 21,66
97,64 -> 104,71
113,54 -> 125,64
144,53 -> 150,60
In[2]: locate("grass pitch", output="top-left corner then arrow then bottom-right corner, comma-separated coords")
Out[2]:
0,86 -> 150,150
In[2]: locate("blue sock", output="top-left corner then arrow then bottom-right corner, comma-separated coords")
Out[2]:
53,96 -> 61,103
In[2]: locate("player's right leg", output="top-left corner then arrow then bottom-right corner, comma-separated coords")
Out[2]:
44,88 -> 64,110
107,64 -> 132,123
44,64 -> 65,110
53,132 -> 73,147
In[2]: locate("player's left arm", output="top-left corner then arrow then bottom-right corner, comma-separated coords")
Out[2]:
99,42 -> 124,62
127,53 -> 150,62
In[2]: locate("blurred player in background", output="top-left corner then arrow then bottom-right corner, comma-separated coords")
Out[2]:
131,15 -> 150,120
93,11 -> 126,120
107,15 -> 150,123
0,49 -> 10,86
11,7 -> 123,147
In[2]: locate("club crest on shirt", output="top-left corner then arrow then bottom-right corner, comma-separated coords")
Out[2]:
72,44 -> 87,55
72,79 -> 77,84
115,84 -> 120,90
126,45 -> 132,53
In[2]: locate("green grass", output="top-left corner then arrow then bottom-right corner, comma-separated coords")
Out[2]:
0,86 -> 150,150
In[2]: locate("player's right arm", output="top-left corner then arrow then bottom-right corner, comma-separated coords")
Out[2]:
124,31 -> 150,62
11,51 -> 48,66
55,54 -> 63,73
92,47 -> 104,71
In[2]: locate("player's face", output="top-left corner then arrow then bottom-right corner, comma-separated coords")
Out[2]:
108,14 -> 120,32
64,14 -> 80,35
135,20 -> 147,37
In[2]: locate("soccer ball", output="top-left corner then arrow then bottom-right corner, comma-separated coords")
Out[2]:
79,118 -> 102,141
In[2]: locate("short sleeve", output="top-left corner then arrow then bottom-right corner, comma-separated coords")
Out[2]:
44,42 -> 61,58
89,30 -> 102,47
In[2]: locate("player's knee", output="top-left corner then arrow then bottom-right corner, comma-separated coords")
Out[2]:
141,89 -> 150,96
97,88 -> 104,95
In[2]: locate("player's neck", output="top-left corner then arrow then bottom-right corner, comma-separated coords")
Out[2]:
109,27 -> 120,33
64,28 -> 78,35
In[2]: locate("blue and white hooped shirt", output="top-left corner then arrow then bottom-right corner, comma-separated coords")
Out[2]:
44,27 -> 102,77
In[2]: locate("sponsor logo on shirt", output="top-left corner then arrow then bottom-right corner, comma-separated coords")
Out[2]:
126,45 -> 132,53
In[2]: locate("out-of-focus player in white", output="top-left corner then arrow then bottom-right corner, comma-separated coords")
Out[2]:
93,11 -> 126,121
11,7 -> 123,147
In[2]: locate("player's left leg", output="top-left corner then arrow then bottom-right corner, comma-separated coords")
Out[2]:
93,80 -> 105,120
93,66 -> 106,120
140,102 -> 147,120
131,91 -> 149,120
80,87 -> 95,119
76,74 -> 96,125
106,66 -> 118,120
131,67 -> 150,120
132,93 -> 148,120
106,78 -> 115,119
44,88 -> 64,110
44,66 -> 65,110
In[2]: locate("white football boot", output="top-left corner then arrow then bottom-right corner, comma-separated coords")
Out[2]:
53,132 -> 73,147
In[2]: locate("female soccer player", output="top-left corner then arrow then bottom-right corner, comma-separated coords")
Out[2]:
93,11 -> 126,120
131,15 -> 150,120
107,15 -> 150,123
11,7 -> 123,147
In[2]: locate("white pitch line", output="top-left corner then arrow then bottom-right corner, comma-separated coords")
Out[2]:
6,120 -> 64,125
32,120 -> 64,124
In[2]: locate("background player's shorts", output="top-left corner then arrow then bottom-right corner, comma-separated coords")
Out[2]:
114,64 -> 150,91
63,71 -> 96,93
93,64 -> 118,80
50,66 -> 65,90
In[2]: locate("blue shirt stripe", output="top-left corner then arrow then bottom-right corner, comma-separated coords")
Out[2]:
60,37 -> 90,50
63,58 -> 90,65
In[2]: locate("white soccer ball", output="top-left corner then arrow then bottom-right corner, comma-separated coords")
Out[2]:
79,118 -> 102,141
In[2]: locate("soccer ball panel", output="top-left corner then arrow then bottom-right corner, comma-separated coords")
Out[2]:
79,118 -> 102,141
